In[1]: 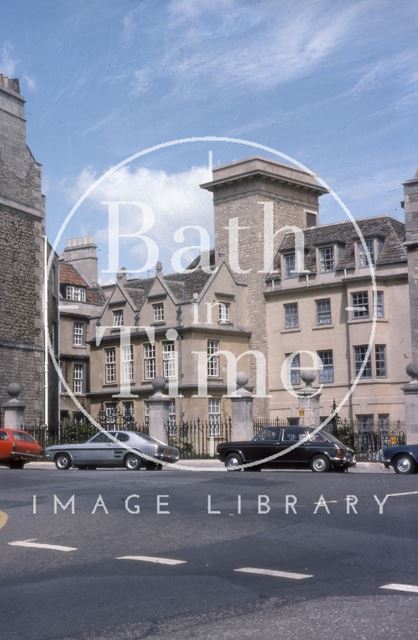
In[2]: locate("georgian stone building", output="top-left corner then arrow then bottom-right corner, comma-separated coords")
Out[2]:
59,157 -> 410,431
0,74 -> 58,427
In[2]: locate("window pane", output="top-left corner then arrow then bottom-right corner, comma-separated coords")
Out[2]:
105,348 -> 117,384
284,253 -> 297,278
207,339 -> 220,377
284,303 -> 298,328
144,343 -> 156,379
153,303 -> 165,323
218,302 -> 231,324
359,238 -> 375,267
352,291 -> 369,318
374,291 -> 384,318
375,344 -> 387,377
354,345 -> 372,378
320,246 -> 334,272
208,398 -> 221,436
318,350 -> 334,383
316,299 -> 331,325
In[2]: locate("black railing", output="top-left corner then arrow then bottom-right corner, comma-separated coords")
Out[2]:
166,418 -> 232,458
329,423 -> 406,460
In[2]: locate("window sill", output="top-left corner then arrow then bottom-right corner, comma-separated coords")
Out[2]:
152,321 -> 166,326
313,324 -> 334,330
73,344 -> 87,349
281,328 -> 300,334
348,318 -> 388,325
218,321 -> 233,327
103,382 -> 118,387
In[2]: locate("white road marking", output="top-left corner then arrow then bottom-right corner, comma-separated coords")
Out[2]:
117,555 -> 187,565
234,567 -> 313,580
380,583 -> 418,594
8,539 -> 77,552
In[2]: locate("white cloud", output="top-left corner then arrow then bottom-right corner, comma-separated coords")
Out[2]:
130,68 -> 150,96
152,0 -> 374,101
0,41 -> 18,76
68,164 -> 214,274
122,10 -> 136,45
22,73 -> 37,93
169,0 -> 234,22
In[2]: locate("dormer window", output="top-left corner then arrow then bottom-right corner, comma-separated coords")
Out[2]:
112,309 -> 124,327
284,253 -> 297,278
218,302 -> 231,324
358,238 -> 384,267
66,286 -> 86,302
153,302 -> 165,323
319,246 -> 335,272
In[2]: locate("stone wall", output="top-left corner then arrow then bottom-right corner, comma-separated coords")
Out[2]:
0,76 -> 47,425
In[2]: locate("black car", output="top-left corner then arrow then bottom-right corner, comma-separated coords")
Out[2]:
217,426 -> 356,472
379,443 -> 418,474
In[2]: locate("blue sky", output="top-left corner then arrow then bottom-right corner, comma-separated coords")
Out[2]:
1,0 -> 418,277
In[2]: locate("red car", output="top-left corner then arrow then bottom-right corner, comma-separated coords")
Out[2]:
0,428 -> 43,469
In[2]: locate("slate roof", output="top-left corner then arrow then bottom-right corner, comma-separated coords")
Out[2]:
271,216 -> 406,279
125,268 -> 213,308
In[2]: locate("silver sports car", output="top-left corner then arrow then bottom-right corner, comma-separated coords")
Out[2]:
44,430 -> 179,471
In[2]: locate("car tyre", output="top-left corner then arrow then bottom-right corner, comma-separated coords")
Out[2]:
124,453 -> 142,471
55,453 -> 72,470
9,461 -> 25,470
225,452 -> 243,471
146,462 -> 163,471
310,454 -> 330,473
393,454 -> 416,474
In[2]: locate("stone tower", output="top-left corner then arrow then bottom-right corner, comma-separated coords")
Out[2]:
201,157 -> 327,416
0,75 -> 45,425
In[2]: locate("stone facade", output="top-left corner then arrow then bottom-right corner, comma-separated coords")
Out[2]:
0,75 -> 58,426
201,158 -> 326,417
59,157 -> 412,434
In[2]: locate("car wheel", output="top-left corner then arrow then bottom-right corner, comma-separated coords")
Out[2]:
55,453 -> 72,470
393,454 -> 416,474
310,454 -> 330,473
124,453 -> 142,471
225,452 -> 243,471
9,461 -> 25,470
146,462 -> 163,471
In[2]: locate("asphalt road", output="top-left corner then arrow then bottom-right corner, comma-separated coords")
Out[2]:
1,467 -> 418,639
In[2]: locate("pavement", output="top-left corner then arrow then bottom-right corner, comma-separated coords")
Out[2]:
1,466 -> 417,639
23,459 -> 391,472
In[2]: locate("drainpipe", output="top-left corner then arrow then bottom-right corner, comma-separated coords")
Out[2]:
43,236 -> 49,429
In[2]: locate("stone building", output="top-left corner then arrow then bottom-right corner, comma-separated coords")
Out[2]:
0,74 -> 58,427
59,157 -> 410,433
58,237 -> 105,425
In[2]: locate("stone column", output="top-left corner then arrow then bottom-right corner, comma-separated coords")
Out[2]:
297,371 -> 321,427
147,378 -> 171,443
2,383 -> 26,428
402,364 -> 418,444
230,372 -> 254,441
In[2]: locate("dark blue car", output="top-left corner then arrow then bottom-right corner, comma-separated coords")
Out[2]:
379,444 -> 418,474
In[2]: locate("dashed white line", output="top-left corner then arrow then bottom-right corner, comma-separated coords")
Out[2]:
234,567 -> 313,580
380,583 -> 418,594
116,555 -> 187,565
8,539 -> 77,552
